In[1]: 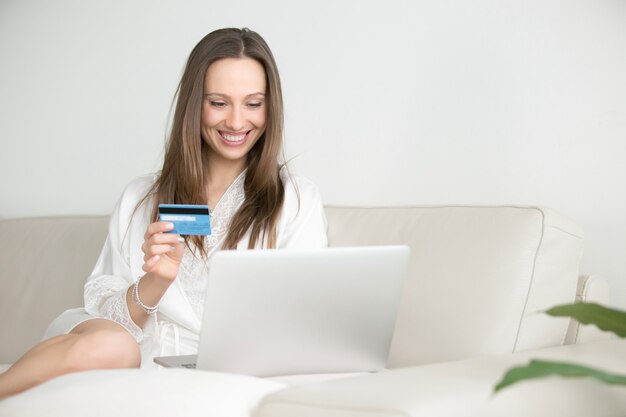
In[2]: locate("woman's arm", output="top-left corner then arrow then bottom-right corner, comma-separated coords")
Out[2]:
83,175 -> 183,341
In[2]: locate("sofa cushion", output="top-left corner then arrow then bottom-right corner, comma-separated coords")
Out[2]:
0,369 -> 286,417
325,206 -> 584,367
256,339 -> 626,417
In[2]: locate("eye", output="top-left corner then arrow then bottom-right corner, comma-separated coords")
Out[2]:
247,101 -> 264,109
209,100 -> 227,108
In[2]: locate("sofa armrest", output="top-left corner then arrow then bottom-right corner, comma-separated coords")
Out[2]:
564,274 -> 614,344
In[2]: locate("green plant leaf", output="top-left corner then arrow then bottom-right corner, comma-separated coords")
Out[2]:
546,302 -> 626,337
494,360 -> 626,392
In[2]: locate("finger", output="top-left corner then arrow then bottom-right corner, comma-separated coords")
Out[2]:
149,233 -> 185,246
143,235 -> 183,260
144,222 -> 175,240
142,235 -> 184,262
142,255 -> 160,273
144,243 -> 179,261
171,240 -> 186,257
153,244 -> 179,256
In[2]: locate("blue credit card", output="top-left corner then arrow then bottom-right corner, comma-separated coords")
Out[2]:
158,204 -> 211,236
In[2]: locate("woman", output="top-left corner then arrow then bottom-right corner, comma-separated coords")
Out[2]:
0,27 -> 327,398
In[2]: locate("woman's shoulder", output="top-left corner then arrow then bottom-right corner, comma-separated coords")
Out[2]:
113,172 -> 159,217
116,172 -> 159,201
121,172 -> 159,198
275,166 -> 327,248
280,166 -> 320,200
279,166 -> 324,222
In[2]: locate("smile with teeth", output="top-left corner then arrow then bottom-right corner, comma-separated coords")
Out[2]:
220,130 -> 250,143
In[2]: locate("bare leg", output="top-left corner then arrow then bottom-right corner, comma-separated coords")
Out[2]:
0,319 -> 140,399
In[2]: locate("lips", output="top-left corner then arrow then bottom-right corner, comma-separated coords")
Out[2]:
218,130 -> 250,146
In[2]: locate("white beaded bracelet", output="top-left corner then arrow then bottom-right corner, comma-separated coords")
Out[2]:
132,275 -> 159,315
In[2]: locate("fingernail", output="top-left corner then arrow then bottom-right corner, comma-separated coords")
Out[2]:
177,237 -> 185,243
165,223 -> 174,230
152,255 -> 160,262
169,246 -> 176,252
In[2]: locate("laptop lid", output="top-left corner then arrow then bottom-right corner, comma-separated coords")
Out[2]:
196,245 -> 410,377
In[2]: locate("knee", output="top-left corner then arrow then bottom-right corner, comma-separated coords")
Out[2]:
65,328 -> 140,372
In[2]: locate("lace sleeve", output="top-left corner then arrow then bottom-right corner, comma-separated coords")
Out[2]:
84,275 -> 143,342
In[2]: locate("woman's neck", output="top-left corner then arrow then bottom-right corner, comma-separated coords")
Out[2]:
204,156 -> 246,209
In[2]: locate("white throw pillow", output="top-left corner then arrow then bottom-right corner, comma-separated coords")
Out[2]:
0,368 -> 286,417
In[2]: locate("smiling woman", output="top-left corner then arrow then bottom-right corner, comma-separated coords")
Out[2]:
153,28 -> 289,255
0,27 -> 328,399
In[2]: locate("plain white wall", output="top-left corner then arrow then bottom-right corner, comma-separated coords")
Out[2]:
1,0 -> 625,308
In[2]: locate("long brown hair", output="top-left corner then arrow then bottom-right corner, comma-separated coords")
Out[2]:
138,28 -> 285,256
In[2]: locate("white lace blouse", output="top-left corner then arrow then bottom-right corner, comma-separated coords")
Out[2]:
44,169 -> 328,367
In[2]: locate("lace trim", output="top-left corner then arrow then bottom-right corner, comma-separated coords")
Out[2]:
178,251 -> 210,319
85,283 -> 143,342
206,170 -> 246,247
178,170 -> 246,319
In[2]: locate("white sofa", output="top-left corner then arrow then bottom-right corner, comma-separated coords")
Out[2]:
1,206 -> 624,416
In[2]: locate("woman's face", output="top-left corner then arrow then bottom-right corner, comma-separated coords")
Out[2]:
201,57 -> 267,169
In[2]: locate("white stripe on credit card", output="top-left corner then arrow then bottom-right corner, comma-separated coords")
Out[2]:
161,215 -> 197,221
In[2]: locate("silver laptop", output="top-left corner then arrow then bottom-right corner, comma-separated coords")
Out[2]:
154,245 -> 410,377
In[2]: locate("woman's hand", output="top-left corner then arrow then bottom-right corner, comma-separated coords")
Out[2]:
141,222 -> 185,283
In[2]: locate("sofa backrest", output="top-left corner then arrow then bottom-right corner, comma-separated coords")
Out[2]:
0,216 -> 108,364
325,206 -> 584,368
0,206 -> 584,366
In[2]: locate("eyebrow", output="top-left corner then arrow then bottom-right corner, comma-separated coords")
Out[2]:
204,92 -> 265,98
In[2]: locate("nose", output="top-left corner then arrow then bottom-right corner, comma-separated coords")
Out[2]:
226,106 -> 244,131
